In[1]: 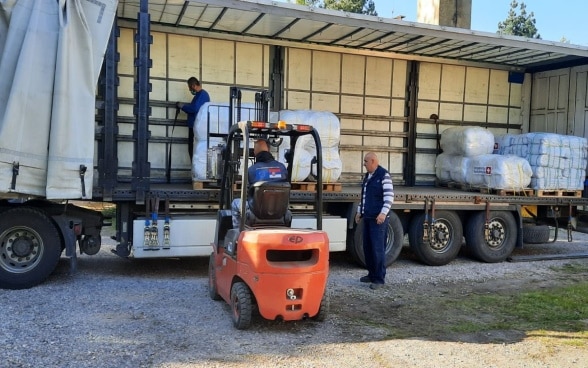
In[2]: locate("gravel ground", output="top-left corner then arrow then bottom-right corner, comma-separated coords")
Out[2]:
2,229 -> 588,367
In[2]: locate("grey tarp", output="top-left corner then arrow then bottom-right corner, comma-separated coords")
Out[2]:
0,0 -> 117,199
0,1 -> 60,197
46,0 -> 117,199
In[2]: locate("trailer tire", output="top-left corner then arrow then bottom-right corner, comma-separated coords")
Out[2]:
408,211 -> 462,266
0,208 -> 62,290
350,211 -> 404,268
465,211 -> 517,263
208,253 -> 221,301
522,224 -> 551,244
231,282 -> 253,330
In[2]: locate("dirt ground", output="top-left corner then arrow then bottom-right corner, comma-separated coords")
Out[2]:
339,256 -> 587,338
4,229 -> 588,368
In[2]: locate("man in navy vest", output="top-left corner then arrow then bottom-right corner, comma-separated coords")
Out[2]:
354,152 -> 394,290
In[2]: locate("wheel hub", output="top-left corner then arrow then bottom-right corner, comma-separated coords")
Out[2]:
486,221 -> 505,248
1,228 -> 42,272
430,222 -> 451,251
11,234 -> 36,257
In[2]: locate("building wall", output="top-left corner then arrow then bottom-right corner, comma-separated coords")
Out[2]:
417,0 -> 472,29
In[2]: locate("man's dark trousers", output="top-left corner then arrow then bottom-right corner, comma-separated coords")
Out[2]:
362,217 -> 389,284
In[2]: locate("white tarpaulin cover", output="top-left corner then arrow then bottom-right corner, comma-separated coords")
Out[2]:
0,0 -> 117,199
0,1 -> 59,197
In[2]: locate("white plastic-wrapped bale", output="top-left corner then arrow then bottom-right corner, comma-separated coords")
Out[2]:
194,102 -> 260,141
440,126 -> 495,157
499,132 -> 588,190
311,147 -> 343,183
192,138 -> 223,181
493,133 -> 517,155
279,110 -> 342,183
435,153 -> 469,183
466,154 -> 532,189
192,102 -> 260,181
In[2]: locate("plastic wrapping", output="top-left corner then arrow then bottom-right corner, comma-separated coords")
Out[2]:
192,102 -> 257,181
435,153 -> 469,183
279,110 -> 342,182
194,102 -> 259,141
440,126 -> 495,156
495,132 -> 587,189
466,154 -> 532,189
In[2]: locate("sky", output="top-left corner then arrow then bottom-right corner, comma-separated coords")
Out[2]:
381,0 -> 588,45
280,1 -> 588,46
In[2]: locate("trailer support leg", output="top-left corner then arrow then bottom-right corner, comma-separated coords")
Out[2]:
484,200 -> 491,240
567,202 -> 573,242
429,198 -> 436,242
422,197 -> 430,242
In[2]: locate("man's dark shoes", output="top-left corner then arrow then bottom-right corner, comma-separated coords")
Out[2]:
359,275 -> 371,283
369,283 -> 384,290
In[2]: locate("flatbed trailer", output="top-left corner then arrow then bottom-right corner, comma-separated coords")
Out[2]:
96,181 -> 588,267
3,0 -> 588,290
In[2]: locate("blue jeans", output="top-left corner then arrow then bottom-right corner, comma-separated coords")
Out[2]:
362,217 -> 389,284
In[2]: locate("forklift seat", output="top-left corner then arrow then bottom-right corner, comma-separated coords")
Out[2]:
245,181 -> 292,227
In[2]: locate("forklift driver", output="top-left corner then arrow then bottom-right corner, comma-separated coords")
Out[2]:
231,139 -> 288,228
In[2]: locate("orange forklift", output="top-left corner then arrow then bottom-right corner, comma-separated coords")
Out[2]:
208,98 -> 329,329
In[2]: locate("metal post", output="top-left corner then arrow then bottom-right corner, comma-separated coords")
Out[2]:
405,61 -> 418,186
132,0 -> 152,204
97,23 -> 119,201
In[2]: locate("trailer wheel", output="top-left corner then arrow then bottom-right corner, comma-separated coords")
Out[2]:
231,282 -> 252,330
465,211 -> 517,263
0,208 -> 62,290
208,253 -> 221,301
312,290 -> 330,322
350,211 -> 404,268
408,211 -> 462,266
522,224 -> 550,244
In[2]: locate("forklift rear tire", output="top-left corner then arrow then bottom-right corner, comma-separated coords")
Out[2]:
231,282 -> 253,330
312,290 -> 330,322
208,253 -> 221,301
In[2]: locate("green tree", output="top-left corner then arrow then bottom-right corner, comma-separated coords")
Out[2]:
293,0 -> 377,16
497,0 -> 540,39
294,0 -> 320,6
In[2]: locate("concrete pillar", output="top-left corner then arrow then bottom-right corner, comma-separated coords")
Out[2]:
417,0 -> 472,29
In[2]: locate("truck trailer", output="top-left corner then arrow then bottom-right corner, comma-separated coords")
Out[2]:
2,0 -> 588,290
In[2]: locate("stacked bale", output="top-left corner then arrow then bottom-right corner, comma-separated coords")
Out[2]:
192,102 -> 257,180
495,133 -> 587,190
436,126 -> 532,189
